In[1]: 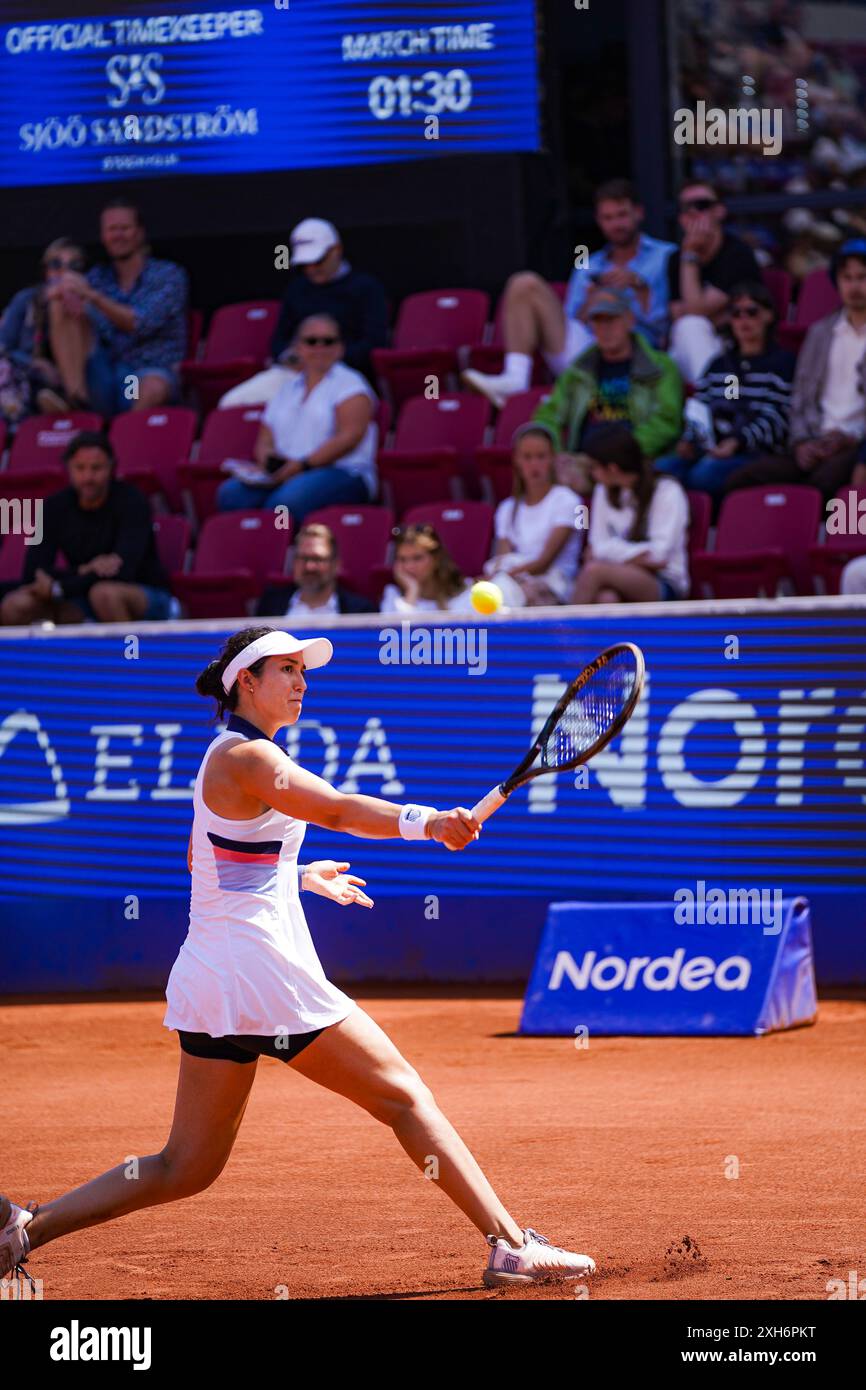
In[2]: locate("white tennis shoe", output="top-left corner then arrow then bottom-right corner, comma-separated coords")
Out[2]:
0,1195 -> 35,1284
483,1227 -> 596,1286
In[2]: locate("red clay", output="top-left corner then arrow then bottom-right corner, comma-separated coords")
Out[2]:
2,992 -> 864,1300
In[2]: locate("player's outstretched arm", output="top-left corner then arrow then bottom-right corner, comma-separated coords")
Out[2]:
231,741 -> 480,851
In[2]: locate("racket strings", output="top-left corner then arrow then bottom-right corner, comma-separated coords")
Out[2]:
542,654 -> 639,768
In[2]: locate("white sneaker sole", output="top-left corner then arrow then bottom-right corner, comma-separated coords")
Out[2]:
483,1264 -> 594,1287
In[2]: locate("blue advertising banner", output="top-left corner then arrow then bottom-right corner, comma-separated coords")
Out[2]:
0,602 -> 864,993
519,898 -> 818,1037
0,0 -> 540,186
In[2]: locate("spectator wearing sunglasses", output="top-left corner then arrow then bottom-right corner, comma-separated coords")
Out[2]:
217,314 -> 378,525
666,181 -> 762,383
724,241 -> 866,501
380,524 -> 475,614
654,281 -> 795,503
0,238 -> 91,419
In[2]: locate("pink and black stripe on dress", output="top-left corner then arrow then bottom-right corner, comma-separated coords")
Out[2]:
207,832 -> 282,893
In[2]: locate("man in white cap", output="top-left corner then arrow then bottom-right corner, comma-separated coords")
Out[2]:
219,218 -> 388,408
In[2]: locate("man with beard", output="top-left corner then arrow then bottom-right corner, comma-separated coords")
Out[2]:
43,200 -> 188,416
462,178 -> 675,408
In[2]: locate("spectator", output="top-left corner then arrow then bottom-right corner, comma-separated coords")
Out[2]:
0,238 -> 91,417
723,240 -> 866,501
380,523 -> 474,614
655,281 -> 795,503
42,200 -> 188,416
270,218 -> 388,382
667,180 -> 762,383
216,314 -> 377,527
532,289 -> 683,494
0,431 -> 173,625
462,178 -> 675,408
482,423 -> 583,606
572,424 -> 689,604
256,522 -> 376,617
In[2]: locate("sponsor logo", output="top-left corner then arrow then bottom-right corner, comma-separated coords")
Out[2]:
548,948 -> 751,993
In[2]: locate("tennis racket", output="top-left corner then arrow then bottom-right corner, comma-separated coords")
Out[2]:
470,642 -> 646,824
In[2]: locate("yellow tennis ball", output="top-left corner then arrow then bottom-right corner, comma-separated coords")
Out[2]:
471,580 -> 504,615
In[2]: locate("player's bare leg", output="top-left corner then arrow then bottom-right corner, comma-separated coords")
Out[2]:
462,271 -> 567,408
22,1053 -> 256,1253
288,1005 -> 526,1248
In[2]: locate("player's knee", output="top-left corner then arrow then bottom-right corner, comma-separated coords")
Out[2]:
158,1147 -> 227,1198
87,582 -> 120,617
375,1064 -> 435,1127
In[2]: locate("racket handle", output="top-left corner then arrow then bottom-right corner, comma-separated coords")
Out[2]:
471,785 -> 508,824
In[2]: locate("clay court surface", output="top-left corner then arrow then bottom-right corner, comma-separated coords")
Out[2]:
2,990 -> 864,1301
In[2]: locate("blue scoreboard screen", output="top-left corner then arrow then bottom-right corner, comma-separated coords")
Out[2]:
0,1 -> 541,187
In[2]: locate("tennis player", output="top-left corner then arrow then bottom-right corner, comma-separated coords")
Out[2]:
1,626 -> 595,1290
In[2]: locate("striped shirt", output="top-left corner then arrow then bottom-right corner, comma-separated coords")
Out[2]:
688,345 -> 795,455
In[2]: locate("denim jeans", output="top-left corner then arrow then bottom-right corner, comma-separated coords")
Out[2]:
217,466 -> 370,526
654,450 -> 751,500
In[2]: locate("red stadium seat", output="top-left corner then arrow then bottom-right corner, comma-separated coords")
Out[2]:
379,392 -> 491,515
302,504 -> 395,599
0,529 -> 27,584
0,468 -> 67,504
685,490 -> 712,598
372,289 -> 489,410
8,413 -> 102,470
692,485 -> 823,598
809,487 -> 866,594
777,270 -> 841,353
171,510 -> 293,619
177,404 -> 266,528
109,407 -> 198,511
402,501 -> 495,577
181,300 -> 281,416
761,266 -> 793,323
152,515 -> 192,577
474,389 -> 553,502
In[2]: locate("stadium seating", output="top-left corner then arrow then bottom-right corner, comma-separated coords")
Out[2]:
465,293 -> 552,384
0,528 -> 27,584
109,407 -> 198,512
181,299 -> 281,416
809,487 -> 866,594
152,515 -> 192,578
177,404 -> 266,528
474,388 -> 553,502
171,510 -> 293,619
7,413 -> 102,470
301,504 -> 395,599
691,484 -> 823,598
761,266 -> 793,323
372,289 -> 489,410
777,269 -> 841,353
685,489 -> 712,598
403,501 -> 494,578
378,392 -> 490,515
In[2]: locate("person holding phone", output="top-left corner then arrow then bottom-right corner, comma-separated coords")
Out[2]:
216,315 -> 378,528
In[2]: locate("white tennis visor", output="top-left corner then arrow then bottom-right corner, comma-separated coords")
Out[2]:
221,631 -> 334,693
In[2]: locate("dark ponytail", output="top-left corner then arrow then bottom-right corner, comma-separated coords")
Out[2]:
582,424 -> 657,543
195,626 -> 276,718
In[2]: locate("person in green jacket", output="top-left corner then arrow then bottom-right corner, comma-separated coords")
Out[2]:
532,289 -> 683,494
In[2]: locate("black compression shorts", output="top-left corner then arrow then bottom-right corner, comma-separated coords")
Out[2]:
177,1028 -> 325,1064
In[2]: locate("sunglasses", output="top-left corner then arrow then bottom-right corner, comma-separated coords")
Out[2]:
679,197 -> 718,213
45,256 -> 84,271
301,335 -> 340,346
730,305 -> 762,319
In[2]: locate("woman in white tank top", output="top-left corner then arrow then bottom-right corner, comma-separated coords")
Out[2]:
2,626 -> 596,1292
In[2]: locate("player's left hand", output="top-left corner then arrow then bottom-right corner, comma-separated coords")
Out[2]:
303,860 -> 374,908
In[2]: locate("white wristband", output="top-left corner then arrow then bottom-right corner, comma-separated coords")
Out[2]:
399,804 -> 437,841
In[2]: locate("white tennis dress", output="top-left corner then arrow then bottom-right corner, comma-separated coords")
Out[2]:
163,717 -> 357,1038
